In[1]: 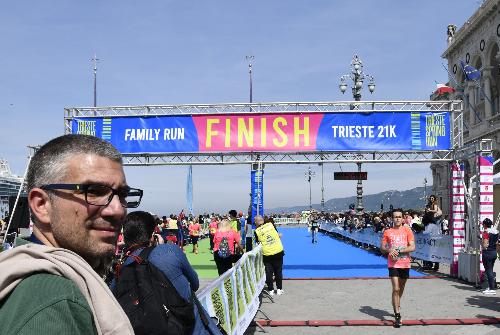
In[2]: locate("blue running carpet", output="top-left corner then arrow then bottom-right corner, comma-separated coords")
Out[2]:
279,227 -> 424,278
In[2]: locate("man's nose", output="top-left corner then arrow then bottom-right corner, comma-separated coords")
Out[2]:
102,193 -> 127,218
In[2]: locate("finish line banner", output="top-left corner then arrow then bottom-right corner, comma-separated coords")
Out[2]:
197,245 -> 266,335
71,111 -> 451,153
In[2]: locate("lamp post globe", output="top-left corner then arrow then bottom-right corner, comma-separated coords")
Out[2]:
337,54 -> 376,214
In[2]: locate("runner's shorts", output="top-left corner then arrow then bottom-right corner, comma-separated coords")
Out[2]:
388,267 -> 410,279
191,236 -> 199,244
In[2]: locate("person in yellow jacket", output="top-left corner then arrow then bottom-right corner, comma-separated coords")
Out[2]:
254,215 -> 285,296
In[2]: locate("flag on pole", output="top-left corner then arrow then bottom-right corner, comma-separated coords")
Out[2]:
460,60 -> 481,81
434,83 -> 455,96
186,165 -> 193,216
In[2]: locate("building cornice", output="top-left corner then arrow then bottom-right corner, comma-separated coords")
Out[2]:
442,0 -> 499,59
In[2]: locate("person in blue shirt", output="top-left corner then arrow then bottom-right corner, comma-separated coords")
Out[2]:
116,211 -> 222,335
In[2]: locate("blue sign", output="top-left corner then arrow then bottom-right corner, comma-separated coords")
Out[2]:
251,169 -> 264,225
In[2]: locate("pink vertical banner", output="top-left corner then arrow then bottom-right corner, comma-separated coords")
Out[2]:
479,156 -> 494,275
478,156 -> 494,223
450,162 -> 465,277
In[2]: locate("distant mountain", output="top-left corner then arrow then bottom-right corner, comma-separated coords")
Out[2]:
268,186 -> 431,213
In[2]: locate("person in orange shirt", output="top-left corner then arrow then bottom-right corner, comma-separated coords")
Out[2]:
188,219 -> 201,254
380,208 -> 415,328
208,217 -> 218,254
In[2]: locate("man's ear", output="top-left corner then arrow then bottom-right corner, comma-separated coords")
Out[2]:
28,188 -> 52,225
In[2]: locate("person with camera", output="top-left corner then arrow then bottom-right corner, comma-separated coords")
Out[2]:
423,195 -> 441,271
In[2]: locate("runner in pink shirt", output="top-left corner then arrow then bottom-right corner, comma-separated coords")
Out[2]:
213,219 -> 242,275
380,208 -> 415,328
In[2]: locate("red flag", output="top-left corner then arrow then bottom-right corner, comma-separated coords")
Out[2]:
434,83 -> 455,95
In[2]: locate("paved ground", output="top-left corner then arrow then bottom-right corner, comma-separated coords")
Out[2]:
196,227 -> 500,334
244,277 -> 500,335
186,237 -> 219,279
245,324 -> 500,335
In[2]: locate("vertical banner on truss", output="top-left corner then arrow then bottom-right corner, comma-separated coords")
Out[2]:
451,162 -> 465,276
251,168 -> 264,224
478,156 -> 494,223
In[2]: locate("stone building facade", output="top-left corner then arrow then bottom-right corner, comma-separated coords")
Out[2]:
432,0 -> 500,215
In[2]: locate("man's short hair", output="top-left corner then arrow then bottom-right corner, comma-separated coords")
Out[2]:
228,210 -> 237,218
392,208 -> 404,217
123,211 -> 156,247
26,134 -> 122,192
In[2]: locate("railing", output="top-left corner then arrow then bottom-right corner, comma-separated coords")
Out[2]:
274,217 -> 309,225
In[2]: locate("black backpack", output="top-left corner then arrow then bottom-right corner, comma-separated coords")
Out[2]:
113,247 -> 195,335
217,237 -> 232,259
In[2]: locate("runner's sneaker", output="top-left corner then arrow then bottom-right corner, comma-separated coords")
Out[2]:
482,289 -> 496,295
276,289 -> 284,295
266,290 -> 275,296
394,313 -> 401,328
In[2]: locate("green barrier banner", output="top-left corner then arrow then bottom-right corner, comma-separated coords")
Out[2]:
197,245 -> 266,335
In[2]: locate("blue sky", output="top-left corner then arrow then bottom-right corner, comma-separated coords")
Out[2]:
0,1 -> 478,214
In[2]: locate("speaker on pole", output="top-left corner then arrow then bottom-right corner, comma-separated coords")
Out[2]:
8,196 -> 30,232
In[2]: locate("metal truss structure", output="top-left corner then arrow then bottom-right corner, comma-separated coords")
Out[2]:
65,100 -> 462,117
64,100 -> 464,166
119,151 -> 456,166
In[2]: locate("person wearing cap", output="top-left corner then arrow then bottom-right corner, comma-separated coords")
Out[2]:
254,215 -> 285,296
481,217 -> 498,295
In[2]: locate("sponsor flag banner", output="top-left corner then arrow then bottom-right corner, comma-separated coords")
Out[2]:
478,156 -> 494,223
450,162 -> 465,276
197,245 -> 266,335
71,111 -> 451,153
251,169 -> 264,222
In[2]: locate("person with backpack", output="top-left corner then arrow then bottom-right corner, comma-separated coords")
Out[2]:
114,211 -> 222,335
213,219 -> 242,275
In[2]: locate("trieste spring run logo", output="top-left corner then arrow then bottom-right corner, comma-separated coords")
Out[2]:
76,120 -> 97,136
425,114 -> 446,147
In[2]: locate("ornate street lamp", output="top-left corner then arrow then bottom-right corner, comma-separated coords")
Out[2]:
338,54 -> 375,101
338,55 -> 376,214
